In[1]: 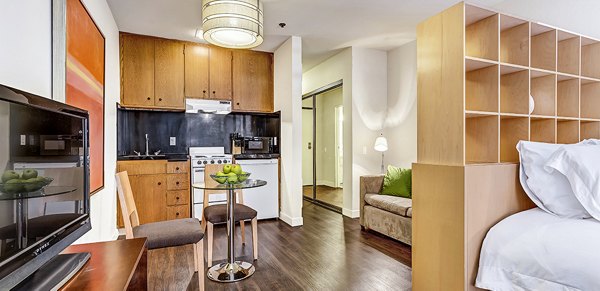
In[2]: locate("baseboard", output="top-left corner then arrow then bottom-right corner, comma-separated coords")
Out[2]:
316,180 -> 336,188
279,212 -> 304,227
342,208 -> 360,218
112,229 -> 120,240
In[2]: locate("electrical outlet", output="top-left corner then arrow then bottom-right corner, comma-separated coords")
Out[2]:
20,135 -> 26,145
170,137 -> 176,146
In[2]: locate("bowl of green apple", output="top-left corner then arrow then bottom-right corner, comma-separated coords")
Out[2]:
0,169 -> 53,194
210,164 -> 250,185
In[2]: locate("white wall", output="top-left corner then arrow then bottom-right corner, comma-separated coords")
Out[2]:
0,0 -> 119,243
274,36 -> 304,226
384,41 -> 417,169
303,47 -> 388,218
315,87 -> 343,187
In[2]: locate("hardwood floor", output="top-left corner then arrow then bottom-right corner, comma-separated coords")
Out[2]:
146,201 -> 412,290
303,185 -> 344,208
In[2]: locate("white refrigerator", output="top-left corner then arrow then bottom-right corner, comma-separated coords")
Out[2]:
236,159 -> 279,220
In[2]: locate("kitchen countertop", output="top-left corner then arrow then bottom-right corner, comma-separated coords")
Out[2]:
117,153 -> 189,162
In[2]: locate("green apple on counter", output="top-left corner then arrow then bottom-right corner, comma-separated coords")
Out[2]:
232,164 -> 242,175
227,172 -> 238,183
215,171 -> 227,184
21,169 -> 38,179
222,164 -> 232,174
2,170 -> 20,183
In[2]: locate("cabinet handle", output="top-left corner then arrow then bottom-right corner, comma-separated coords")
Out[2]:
236,102 -> 240,106
212,91 -> 216,94
176,196 -> 180,200
176,181 -> 180,185
159,98 -> 163,102
203,90 -> 206,94
176,167 -> 180,171
176,212 -> 180,216
158,182 -> 162,186
147,97 -> 151,101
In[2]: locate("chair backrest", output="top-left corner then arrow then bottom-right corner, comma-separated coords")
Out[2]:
115,171 -> 140,239
203,164 -> 243,210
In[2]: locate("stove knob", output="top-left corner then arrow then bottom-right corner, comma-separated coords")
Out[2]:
210,160 -> 214,164
197,161 -> 201,165
203,161 -> 207,164
217,160 -> 222,164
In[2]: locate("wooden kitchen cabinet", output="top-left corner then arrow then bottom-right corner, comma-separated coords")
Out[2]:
154,39 -> 185,109
121,34 -> 155,107
232,50 -> 274,112
117,160 -> 191,228
120,33 -> 184,110
184,43 -> 233,101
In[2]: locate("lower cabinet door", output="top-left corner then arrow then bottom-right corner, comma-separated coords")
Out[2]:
167,205 -> 190,220
131,174 -> 167,224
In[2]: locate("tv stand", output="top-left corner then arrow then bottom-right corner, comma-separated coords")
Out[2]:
14,252 -> 91,290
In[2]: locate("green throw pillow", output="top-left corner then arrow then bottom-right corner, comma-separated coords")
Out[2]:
381,165 -> 412,198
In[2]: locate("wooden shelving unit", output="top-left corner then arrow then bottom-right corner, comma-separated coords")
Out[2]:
500,15 -> 529,66
530,117 -> 555,143
581,79 -> 600,119
530,70 -> 556,116
500,116 -> 528,162
557,75 -> 579,118
531,24 -> 556,71
582,38 -> 600,79
500,65 -> 529,114
557,119 -> 579,143
581,121 -> 600,139
465,5 -> 498,61
558,31 -> 580,75
466,59 -> 498,112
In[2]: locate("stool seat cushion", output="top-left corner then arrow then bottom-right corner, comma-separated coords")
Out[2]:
133,218 -> 203,250
204,204 -> 257,223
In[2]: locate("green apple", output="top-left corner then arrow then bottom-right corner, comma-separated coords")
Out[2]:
214,171 -> 227,184
238,172 -> 249,182
4,179 -> 24,193
232,164 -> 243,175
2,170 -> 20,183
227,172 -> 238,183
24,178 -> 42,192
21,169 -> 38,180
222,164 -> 232,174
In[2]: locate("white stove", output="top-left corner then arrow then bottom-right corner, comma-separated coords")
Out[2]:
189,147 -> 232,219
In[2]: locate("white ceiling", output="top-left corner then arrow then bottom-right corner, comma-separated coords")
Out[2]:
107,0 -> 600,72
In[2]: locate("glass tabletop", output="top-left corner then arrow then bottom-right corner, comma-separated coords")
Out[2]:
192,179 -> 267,190
0,186 -> 78,201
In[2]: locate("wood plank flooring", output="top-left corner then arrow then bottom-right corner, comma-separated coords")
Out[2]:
303,185 -> 344,208
146,202 -> 412,290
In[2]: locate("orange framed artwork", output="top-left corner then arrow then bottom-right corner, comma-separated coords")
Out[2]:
52,0 -> 105,194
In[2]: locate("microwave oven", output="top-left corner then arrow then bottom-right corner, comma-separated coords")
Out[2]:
243,137 -> 272,154
40,135 -> 81,156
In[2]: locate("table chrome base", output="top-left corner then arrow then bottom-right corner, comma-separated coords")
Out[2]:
207,261 -> 255,282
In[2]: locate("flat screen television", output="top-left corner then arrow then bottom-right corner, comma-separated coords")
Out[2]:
0,84 -> 91,289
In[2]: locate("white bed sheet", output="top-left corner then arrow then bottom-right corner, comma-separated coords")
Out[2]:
476,208 -> 600,291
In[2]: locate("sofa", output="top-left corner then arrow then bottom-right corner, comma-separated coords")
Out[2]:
359,175 -> 412,245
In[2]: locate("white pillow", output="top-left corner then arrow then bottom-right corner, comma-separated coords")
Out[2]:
545,144 -> 600,221
517,141 -> 590,218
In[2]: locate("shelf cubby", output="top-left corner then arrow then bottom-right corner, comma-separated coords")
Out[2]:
557,75 -> 579,118
500,65 -> 529,114
580,79 -> 600,119
557,31 -> 580,75
466,114 -> 499,164
530,117 -> 556,143
500,116 -> 528,162
500,15 -> 529,66
581,38 -> 600,79
465,5 -> 499,61
466,59 -> 498,112
530,70 -> 556,116
581,121 -> 600,140
557,119 -> 579,144
531,24 -> 556,71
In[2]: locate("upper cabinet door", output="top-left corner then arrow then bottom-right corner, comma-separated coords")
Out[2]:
154,39 -> 185,109
121,34 -> 155,107
184,43 -> 210,99
209,46 -> 233,100
232,50 -> 274,112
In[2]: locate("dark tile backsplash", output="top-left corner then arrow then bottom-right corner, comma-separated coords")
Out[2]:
117,108 -> 280,155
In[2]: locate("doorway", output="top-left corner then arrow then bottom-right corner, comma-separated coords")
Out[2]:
302,81 -> 344,212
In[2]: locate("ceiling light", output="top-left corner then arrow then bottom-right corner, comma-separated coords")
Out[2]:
195,29 -> 204,39
202,0 -> 264,49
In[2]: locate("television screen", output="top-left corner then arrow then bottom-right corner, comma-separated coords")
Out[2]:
0,85 -> 91,288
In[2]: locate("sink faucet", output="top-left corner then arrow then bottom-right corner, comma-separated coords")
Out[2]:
145,134 -> 150,156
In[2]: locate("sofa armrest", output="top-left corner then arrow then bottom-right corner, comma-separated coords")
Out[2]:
359,175 -> 384,226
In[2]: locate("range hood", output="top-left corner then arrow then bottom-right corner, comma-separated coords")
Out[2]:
185,98 -> 231,114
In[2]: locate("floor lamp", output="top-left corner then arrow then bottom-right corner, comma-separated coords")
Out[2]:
374,134 -> 388,174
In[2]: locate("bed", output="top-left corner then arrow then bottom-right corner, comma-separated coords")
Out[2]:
475,207 -> 600,291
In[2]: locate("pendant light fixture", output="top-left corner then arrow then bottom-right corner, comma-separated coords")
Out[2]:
202,0 -> 264,49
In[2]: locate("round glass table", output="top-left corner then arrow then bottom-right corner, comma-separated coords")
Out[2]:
192,179 -> 267,283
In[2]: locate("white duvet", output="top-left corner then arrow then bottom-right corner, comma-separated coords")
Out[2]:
476,208 -> 600,291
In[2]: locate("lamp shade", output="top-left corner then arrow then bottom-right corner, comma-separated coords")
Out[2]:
374,136 -> 388,152
202,0 -> 264,49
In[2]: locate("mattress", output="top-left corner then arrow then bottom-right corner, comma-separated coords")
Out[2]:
476,208 -> 600,291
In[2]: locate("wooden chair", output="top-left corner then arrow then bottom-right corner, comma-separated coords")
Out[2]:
116,171 -> 205,291
202,164 -> 258,266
